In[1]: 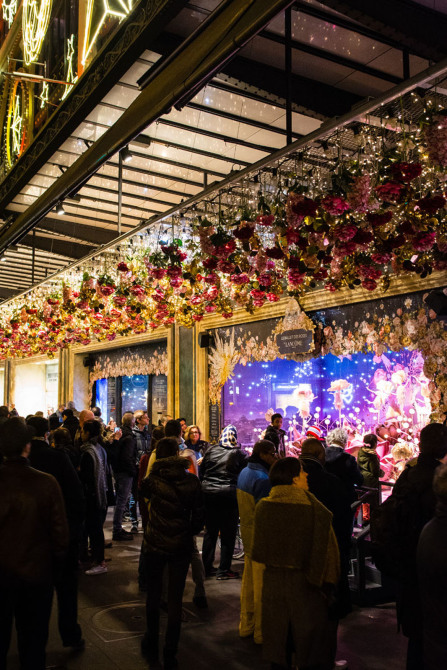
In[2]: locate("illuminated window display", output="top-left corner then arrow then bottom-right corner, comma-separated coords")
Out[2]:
222,348 -> 429,450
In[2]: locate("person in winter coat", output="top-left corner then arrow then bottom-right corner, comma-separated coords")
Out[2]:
27,415 -> 85,649
184,424 -> 210,465
325,428 -> 363,504
61,408 -> 80,448
252,457 -> 340,670
265,413 -> 286,458
201,424 -> 247,579
0,418 -> 69,670
237,439 -> 277,644
140,437 -> 204,670
79,420 -> 109,575
389,423 -> 447,670
417,463 -> 447,670
357,433 -> 385,509
112,412 -> 138,541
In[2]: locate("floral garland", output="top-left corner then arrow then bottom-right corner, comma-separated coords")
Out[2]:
208,305 -> 447,422
0,114 -> 447,360
88,349 -> 168,396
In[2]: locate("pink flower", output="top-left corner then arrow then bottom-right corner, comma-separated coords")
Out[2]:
358,265 -> 382,280
288,270 -> 305,286
334,241 -> 357,256
321,195 -> 350,216
324,282 -> 337,293
217,260 -> 236,274
258,272 -> 273,287
230,273 -> 249,285
204,273 -> 218,284
286,193 -> 318,225
390,162 -> 422,182
371,252 -> 392,264
222,312 -> 233,319
256,214 -> 275,226
334,223 -> 358,241
375,181 -> 403,201
192,314 -> 204,322
205,304 -> 217,313
266,293 -> 280,302
362,278 -> 378,291
416,195 -> 446,214
424,115 -> 447,167
347,175 -> 372,213
413,232 -> 436,251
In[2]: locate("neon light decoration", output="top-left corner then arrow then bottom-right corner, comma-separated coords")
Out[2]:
23,0 -> 53,65
2,0 -> 18,28
61,34 -> 78,101
82,0 -> 133,65
39,81 -> 49,108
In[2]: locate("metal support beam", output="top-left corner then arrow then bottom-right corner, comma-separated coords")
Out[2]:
118,151 -> 123,236
31,230 -> 35,285
285,7 -> 293,145
0,0 -> 296,251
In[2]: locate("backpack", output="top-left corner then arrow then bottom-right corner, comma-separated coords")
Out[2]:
370,490 -> 425,579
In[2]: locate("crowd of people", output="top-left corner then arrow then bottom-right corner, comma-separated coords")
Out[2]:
0,402 -> 446,670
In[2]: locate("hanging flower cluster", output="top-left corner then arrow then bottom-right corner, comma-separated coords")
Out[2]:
0,113 -> 446,360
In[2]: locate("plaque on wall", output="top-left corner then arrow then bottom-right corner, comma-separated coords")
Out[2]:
277,329 -> 313,355
209,403 -> 220,442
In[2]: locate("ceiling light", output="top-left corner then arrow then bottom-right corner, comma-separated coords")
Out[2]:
120,146 -> 133,163
56,201 -> 65,215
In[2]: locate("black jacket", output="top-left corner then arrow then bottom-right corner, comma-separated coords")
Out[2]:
141,456 -> 204,556
0,458 -> 68,587
114,425 -> 138,477
325,446 -> 363,503
417,502 -> 447,670
391,453 -> 441,637
28,438 -> 85,532
201,444 -> 247,496
62,416 -> 79,443
133,426 -> 151,459
300,456 -> 352,556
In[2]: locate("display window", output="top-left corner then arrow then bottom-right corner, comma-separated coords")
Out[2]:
14,360 -> 59,417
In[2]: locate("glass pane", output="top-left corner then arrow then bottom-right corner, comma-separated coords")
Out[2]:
151,374 -> 168,426
222,349 -> 428,450
121,375 -> 149,415
95,378 -> 108,423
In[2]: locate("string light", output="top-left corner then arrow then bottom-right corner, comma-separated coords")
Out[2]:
23,0 -> 53,65
2,0 -> 18,27
82,0 -> 132,65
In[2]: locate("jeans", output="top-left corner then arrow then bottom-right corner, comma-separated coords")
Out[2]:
113,472 -> 134,533
143,552 -> 191,663
202,493 -> 239,576
0,584 -> 53,670
85,504 -> 107,563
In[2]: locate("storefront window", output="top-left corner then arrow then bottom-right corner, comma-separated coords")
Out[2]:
122,375 -> 149,415
95,373 -> 167,425
14,360 -> 59,417
222,348 -> 429,449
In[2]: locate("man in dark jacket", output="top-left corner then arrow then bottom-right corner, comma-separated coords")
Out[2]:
390,423 -> 447,670
140,437 -> 204,670
325,427 -> 363,504
0,417 -> 69,670
265,413 -> 286,458
112,411 -> 137,541
201,424 -> 246,579
62,408 -> 80,445
27,415 -> 86,649
417,463 -> 447,670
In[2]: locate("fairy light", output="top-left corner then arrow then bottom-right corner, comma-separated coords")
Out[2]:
23,0 -> 53,65
82,0 -> 133,65
39,81 -> 49,108
2,0 -> 18,27
61,34 -> 78,101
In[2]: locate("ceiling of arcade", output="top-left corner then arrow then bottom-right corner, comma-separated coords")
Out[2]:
0,0 -> 446,300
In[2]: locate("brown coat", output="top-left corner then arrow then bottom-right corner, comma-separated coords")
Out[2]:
252,485 -> 340,668
0,458 -> 69,587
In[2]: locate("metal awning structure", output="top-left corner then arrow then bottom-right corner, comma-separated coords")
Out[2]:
0,0 -> 446,300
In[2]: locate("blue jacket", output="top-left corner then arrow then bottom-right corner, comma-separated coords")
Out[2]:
237,459 -> 271,556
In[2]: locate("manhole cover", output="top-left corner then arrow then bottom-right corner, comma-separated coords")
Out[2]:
92,602 -> 146,634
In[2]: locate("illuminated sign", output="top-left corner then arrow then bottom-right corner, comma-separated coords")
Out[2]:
23,0 -> 53,65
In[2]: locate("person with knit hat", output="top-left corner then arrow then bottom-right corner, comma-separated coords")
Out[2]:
201,425 -> 247,579
306,425 -> 324,442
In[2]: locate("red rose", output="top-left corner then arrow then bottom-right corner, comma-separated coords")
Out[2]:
202,257 -> 218,270
234,224 -> 255,240
413,232 -> 436,251
265,247 -> 284,259
321,195 -> 350,216
362,278 -> 378,291
375,181 -> 403,201
366,211 -> 393,227
390,162 -> 422,182
256,214 -> 275,226
230,273 -> 250,285
117,262 -> 129,272
416,195 -> 446,214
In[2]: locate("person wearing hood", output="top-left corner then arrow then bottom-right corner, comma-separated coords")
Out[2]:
79,420 -> 109,575
112,412 -> 137,541
201,425 -> 247,580
237,439 -> 278,644
325,428 -> 363,505
140,438 -> 204,670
